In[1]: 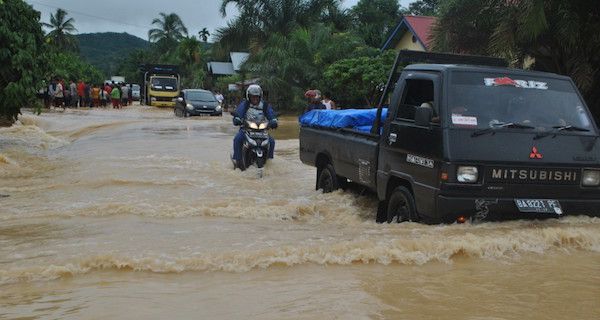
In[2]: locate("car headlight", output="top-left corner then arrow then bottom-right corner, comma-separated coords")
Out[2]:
247,121 -> 258,129
150,97 -> 157,102
215,105 -> 222,111
258,122 -> 268,129
582,169 -> 600,186
186,103 -> 194,110
457,166 -> 478,183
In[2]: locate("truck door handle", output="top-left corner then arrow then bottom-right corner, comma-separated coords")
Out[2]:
388,133 -> 397,144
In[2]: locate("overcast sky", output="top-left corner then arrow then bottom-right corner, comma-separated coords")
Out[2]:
26,0 -> 415,41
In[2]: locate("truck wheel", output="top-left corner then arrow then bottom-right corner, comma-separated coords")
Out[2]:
386,186 -> 418,223
317,164 -> 339,193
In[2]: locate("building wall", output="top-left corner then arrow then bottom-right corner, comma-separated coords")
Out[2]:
394,31 -> 426,51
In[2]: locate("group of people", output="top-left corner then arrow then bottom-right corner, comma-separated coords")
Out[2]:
303,89 -> 337,113
41,78 -> 135,109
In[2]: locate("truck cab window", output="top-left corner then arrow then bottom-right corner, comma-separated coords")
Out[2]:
396,79 -> 436,121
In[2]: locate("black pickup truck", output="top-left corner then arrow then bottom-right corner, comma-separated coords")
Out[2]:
300,51 -> 600,224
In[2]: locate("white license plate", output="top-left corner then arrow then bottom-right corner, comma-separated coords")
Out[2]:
514,199 -> 563,215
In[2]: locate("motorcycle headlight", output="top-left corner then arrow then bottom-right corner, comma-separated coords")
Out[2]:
247,121 -> 258,129
582,169 -> 600,186
258,122 -> 268,129
186,103 -> 194,110
150,97 -> 157,102
457,166 -> 478,183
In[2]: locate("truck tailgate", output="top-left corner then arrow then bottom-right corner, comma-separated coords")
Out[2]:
299,126 -> 379,190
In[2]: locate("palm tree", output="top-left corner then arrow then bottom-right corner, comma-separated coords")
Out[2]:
216,0 -> 341,52
198,28 -> 210,42
42,8 -> 78,52
148,12 -> 189,52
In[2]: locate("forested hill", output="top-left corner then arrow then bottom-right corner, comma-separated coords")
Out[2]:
77,32 -> 149,77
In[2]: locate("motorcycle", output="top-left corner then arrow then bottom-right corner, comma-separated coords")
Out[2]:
231,112 -> 275,176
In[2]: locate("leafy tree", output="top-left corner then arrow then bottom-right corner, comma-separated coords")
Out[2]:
350,0 -> 400,48
42,8 -> 78,52
323,50 -> 395,107
177,36 -> 206,88
0,0 -> 48,125
47,52 -> 104,84
215,0 -> 343,53
433,0 -> 600,121
406,0 -> 439,16
148,12 -> 188,53
199,28 -> 210,42
246,24 -> 373,112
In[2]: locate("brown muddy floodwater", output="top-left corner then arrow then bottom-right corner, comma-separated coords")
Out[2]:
1,105 -> 599,319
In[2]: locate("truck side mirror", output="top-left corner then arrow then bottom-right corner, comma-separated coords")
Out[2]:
414,103 -> 433,127
176,97 -> 184,103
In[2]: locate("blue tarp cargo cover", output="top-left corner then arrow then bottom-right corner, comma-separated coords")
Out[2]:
299,108 -> 387,133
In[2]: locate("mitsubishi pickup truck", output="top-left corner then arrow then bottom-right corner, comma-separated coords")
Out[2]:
299,50 -> 600,224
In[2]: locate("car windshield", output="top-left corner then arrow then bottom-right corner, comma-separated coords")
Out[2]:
186,91 -> 216,102
151,77 -> 177,91
448,71 -> 595,134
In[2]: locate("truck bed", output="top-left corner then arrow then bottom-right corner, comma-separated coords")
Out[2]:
299,126 -> 380,190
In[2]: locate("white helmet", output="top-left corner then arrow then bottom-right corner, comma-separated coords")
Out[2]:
246,84 -> 262,100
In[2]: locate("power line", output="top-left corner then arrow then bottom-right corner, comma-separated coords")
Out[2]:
29,0 -> 154,32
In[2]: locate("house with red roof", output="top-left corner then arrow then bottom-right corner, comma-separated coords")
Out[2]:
381,15 -> 437,52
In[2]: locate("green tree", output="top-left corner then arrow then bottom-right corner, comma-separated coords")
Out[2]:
0,0 -> 48,125
198,27 -> 210,42
350,0 -> 400,48
177,36 -> 206,88
148,12 -> 188,53
246,24 -> 372,112
433,0 -> 600,120
323,50 -> 395,107
42,8 -> 78,52
406,0 -> 439,16
215,0 -> 343,53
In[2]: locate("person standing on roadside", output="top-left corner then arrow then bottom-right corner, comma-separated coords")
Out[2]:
54,78 -> 64,108
91,84 -> 101,107
77,79 -> 85,107
48,79 -> 56,108
104,82 -> 112,107
84,82 -> 91,107
69,80 -> 77,107
322,92 -> 337,110
120,83 -> 129,107
303,89 -> 325,114
100,86 -> 108,107
111,85 -> 121,109
64,79 -> 71,108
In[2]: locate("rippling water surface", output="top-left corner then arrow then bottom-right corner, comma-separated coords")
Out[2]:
1,106 -> 599,319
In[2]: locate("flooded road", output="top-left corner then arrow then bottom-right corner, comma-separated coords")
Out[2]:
1,106 -> 600,319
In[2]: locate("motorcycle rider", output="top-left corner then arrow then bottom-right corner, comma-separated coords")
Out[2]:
232,84 -> 278,164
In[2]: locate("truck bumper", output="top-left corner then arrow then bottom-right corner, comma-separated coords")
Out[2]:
151,101 -> 175,107
435,195 -> 600,222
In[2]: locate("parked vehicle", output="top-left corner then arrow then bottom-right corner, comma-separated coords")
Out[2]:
231,111 -> 273,174
299,50 -> 600,224
131,84 -> 141,101
174,89 -> 222,117
141,64 -> 180,107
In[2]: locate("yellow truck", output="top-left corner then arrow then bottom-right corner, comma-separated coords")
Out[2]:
141,64 -> 180,107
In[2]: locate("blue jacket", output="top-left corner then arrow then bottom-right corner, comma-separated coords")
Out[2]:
234,100 -> 276,123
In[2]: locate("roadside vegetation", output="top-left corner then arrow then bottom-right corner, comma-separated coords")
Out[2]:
1,0 -> 600,123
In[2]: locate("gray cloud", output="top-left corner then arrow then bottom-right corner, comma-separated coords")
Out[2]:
26,0 -> 414,41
